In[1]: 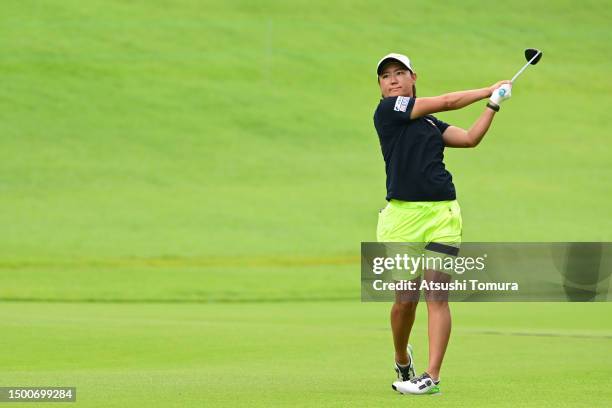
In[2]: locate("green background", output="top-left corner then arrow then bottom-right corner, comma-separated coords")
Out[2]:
1,0 -> 611,406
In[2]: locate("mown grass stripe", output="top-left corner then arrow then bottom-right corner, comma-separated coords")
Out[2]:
0,255 -> 359,269
0,296 -> 355,304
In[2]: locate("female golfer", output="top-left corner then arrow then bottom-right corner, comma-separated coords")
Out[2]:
373,53 -> 511,395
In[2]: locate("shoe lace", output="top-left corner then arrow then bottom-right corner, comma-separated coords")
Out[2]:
409,373 -> 430,384
396,364 -> 411,380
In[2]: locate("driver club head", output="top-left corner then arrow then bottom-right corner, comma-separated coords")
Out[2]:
525,48 -> 543,65
511,48 -> 544,83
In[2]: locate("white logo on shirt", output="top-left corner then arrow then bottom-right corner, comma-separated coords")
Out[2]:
393,96 -> 410,112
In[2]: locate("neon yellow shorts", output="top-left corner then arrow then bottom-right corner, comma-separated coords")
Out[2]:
377,199 -> 463,279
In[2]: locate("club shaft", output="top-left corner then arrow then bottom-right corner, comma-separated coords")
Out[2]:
511,51 -> 541,83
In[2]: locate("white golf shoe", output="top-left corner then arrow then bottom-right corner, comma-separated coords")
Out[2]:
392,372 -> 441,395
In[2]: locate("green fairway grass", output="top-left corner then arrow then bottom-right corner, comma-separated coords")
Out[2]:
1,0 -> 611,406
1,302 -> 611,407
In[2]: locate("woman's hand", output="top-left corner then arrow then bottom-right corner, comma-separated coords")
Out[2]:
488,80 -> 512,96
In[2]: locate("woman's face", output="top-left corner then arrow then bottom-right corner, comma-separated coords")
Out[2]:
378,62 -> 417,98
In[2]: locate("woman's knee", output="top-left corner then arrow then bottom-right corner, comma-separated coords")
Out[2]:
393,301 -> 418,314
426,300 -> 449,311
